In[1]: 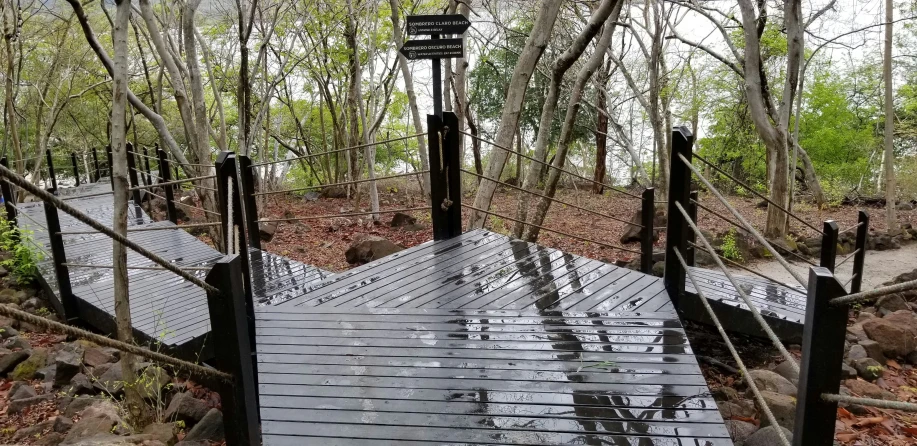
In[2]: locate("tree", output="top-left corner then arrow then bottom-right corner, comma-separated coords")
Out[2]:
884,0 -> 897,233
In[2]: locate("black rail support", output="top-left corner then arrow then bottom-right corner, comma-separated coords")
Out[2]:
640,188 -> 655,274
126,143 -> 143,222
0,158 -> 17,230
106,146 -> 114,189
142,147 -> 154,187
204,255 -> 260,446
92,148 -> 101,183
793,267 -> 847,446
44,201 -> 78,321
427,112 -> 462,240
851,211 -> 869,293
237,155 -> 261,251
70,152 -> 81,187
663,126 -> 694,307
46,150 -> 58,192
686,190 -> 698,266
157,147 -> 177,224
819,220 -> 839,272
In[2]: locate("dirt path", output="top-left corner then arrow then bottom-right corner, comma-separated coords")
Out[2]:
727,243 -> 917,290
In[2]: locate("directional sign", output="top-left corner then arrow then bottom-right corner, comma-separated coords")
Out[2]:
407,14 -> 471,36
399,38 -> 464,60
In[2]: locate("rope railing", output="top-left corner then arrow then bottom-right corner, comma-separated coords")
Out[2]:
843,273 -> 857,288
61,191 -> 115,201
129,175 -> 216,191
821,393 -> 917,412
674,250 -> 792,446
129,152 -> 158,162
63,263 -> 212,272
11,207 -> 49,230
0,164 -> 220,294
145,190 -> 221,217
675,201 -> 799,373
254,170 -> 430,197
679,154 -> 808,287
460,169 -> 641,228
250,133 -> 426,168
458,130 -> 642,200
258,207 -> 429,224
839,221 -> 864,235
687,241 -> 804,292
693,154 -> 823,235
835,249 -> 860,268
830,277 -> 917,306
462,203 -> 642,255
57,222 -> 222,236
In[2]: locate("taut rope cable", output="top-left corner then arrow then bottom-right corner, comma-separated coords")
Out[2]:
63,263 -> 211,272
258,207 -> 428,224
674,250 -> 792,446
61,191 -> 116,201
129,175 -> 216,191
250,133 -> 426,168
145,190 -> 221,217
835,249 -> 860,268
0,164 -> 219,294
679,154 -> 808,287
675,201 -> 799,373
830,277 -> 917,306
254,171 -> 430,197
821,393 -> 917,412
57,222 -> 222,235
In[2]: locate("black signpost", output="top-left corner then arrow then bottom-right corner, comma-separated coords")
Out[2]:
401,14 -> 470,117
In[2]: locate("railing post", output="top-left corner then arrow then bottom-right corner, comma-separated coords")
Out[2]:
70,152 -> 81,187
44,201 -> 78,321
237,155 -> 261,251
46,150 -> 58,192
851,211 -> 869,293
92,148 -> 101,183
686,190 -> 698,266
664,126 -> 694,307
204,255 -> 260,446
793,267 -> 847,446
157,147 -> 177,224
819,220 -> 839,272
1,158 -> 18,233
126,143 -> 143,222
215,152 -> 255,350
427,111 -> 462,240
142,147 -> 154,187
106,146 -> 114,189
640,188 -> 655,274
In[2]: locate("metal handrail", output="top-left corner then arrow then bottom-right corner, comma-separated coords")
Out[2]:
254,171 -> 430,197
250,133 -> 426,168
835,249 -> 860,268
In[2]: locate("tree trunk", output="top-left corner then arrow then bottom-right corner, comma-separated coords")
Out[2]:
347,0 -> 379,220
3,35 -> 21,175
467,0 -> 563,230
237,0 -> 252,155
593,64 -> 609,194
884,0 -> 897,233
345,10 -> 361,196
523,14 -> 617,241
111,0 -> 151,428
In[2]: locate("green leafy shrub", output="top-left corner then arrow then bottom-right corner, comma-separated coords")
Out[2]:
0,217 -> 42,284
721,229 -> 743,262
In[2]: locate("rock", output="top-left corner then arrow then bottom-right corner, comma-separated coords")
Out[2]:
9,394 -> 54,414
319,185 -> 347,199
898,201 -> 916,211
54,343 -> 84,387
862,310 -> 917,357
3,335 -> 31,350
844,379 -> 896,400
876,294 -> 909,316
183,408 -> 223,442
724,420 -> 758,444
11,347 -> 48,381
142,422 -> 177,445
12,418 -> 55,441
22,296 -> 42,312
61,396 -> 104,417
0,265 -> 7,278
858,340 -> 887,364
745,426 -> 793,446
747,369 -> 797,396
164,391 -> 211,425
0,349 -> 29,373
619,207 -> 662,244
756,391 -> 796,431
712,386 -> 740,402
35,432 -> 66,446
66,373 -> 95,396
847,344 -> 868,363
137,366 -> 171,399
93,360 -> 124,395
856,312 -> 876,322
718,400 -> 755,419
258,220 -> 278,242
303,191 -> 320,202
852,357 -> 884,381
10,381 -> 37,400
841,363 -> 858,379
63,400 -> 123,444
390,212 -> 417,228
0,325 -> 18,339
0,288 -> 26,304
345,235 -> 404,265
846,323 -> 868,342
873,232 -> 901,251
651,261 -> 664,277
54,415 -> 74,433
83,347 -> 117,368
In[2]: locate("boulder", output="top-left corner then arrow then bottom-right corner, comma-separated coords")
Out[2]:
0,349 -> 29,373
12,418 -> 55,442
0,288 -> 26,305
66,373 -> 95,396
35,432 -> 66,446
651,261 -> 665,277
10,382 -> 37,400
619,207 -> 663,244
847,344 -> 868,363
137,366 -> 171,399
183,408 -> 224,442
745,426 -> 793,446
876,294 -> 909,316
0,325 -> 18,339
93,360 -> 125,395
712,386 -> 740,402
841,363 -> 858,379
852,357 -> 884,381
54,415 -> 74,433
164,391 -> 211,425
755,391 -> 796,431
319,186 -> 347,199
3,335 -> 31,350
54,343 -> 84,387
142,422 -> 178,445
258,220 -> 278,242
63,400 -> 123,444
61,396 -> 105,417
747,369 -> 796,396
303,191 -> 320,202
390,212 -> 417,228
345,235 -> 404,265
8,394 -> 54,414
10,347 -> 48,381
725,420 -> 758,444
862,310 -> 917,357
858,340 -> 887,364
717,400 -> 755,419
83,347 -> 117,368
844,379 -> 896,401
846,323 -> 868,342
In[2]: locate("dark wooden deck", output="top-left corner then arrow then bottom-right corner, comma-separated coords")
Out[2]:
255,307 -> 731,445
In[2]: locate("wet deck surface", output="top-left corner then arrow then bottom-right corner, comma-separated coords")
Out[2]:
684,266 -> 807,341
255,307 -> 730,445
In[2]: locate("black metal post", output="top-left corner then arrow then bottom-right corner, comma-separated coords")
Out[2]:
851,211 -> 869,293
237,155 -> 261,251
793,267 -> 847,446
0,158 -> 17,229
686,190 -> 698,266
427,112 -> 462,240
106,146 -> 114,189
46,150 -> 58,192
92,148 -> 101,183
142,147 -> 154,187
44,201 -> 78,321
70,152 -> 81,187
126,143 -> 143,222
819,220 -> 839,272
203,255 -> 260,446
157,148 -> 177,224
215,152 -> 255,350
663,127 -> 694,307
640,188 -> 655,274
432,34 -> 442,117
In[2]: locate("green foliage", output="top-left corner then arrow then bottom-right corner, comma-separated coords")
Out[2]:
721,229 -> 743,262
0,217 -> 42,285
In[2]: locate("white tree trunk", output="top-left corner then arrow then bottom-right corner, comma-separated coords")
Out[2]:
347,0 -> 379,220
884,0 -> 897,232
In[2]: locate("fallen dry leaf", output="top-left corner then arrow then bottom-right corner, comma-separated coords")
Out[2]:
854,416 -> 886,428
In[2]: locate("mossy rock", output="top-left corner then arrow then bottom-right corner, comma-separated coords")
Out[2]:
10,347 -> 47,381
